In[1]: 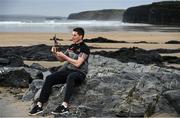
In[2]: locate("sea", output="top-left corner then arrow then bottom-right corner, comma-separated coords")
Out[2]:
0,15 -> 180,33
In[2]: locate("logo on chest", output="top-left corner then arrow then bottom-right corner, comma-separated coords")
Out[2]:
69,47 -> 80,54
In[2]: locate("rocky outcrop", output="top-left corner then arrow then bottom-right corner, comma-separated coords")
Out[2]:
1,45 -> 180,68
164,90 -> 180,114
1,43 -> 179,117
84,37 -> 128,43
92,47 -> 163,65
92,47 -> 180,67
0,64 -> 46,88
0,54 -> 24,67
0,44 -> 58,61
123,1 -> 180,26
0,68 -> 32,88
22,55 -> 180,117
68,9 -> 124,20
165,40 -> 180,44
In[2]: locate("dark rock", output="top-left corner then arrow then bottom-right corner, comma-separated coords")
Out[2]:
92,47 -> 163,65
0,54 -> 24,67
23,55 -> 180,117
162,56 -> 180,64
28,70 -> 43,84
84,37 -> 128,43
23,67 -> 45,80
22,79 -> 44,101
1,44 -> 77,61
123,1 -> 180,26
0,58 -> 9,66
0,44 -> 63,61
36,72 -> 44,80
0,45 -> 179,66
0,69 -> 32,88
151,48 -> 180,54
164,90 -> 180,114
165,40 -> 180,44
133,41 -> 158,44
23,44 -> 55,61
29,63 -> 47,71
68,9 -> 124,20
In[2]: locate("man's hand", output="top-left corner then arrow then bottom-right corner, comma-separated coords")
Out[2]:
51,46 -> 57,54
51,48 -> 65,62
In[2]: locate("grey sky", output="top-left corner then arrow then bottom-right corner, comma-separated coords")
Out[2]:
0,0 -> 165,17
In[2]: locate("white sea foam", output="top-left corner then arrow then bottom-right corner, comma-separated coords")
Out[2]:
0,20 -> 125,26
0,19 -> 179,32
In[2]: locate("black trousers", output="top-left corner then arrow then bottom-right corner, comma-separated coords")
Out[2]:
38,68 -> 86,103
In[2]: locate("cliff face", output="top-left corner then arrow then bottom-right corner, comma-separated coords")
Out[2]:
68,9 -> 124,20
123,1 -> 180,26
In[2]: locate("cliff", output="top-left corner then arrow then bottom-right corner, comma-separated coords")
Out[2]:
123,1 -> 180,26
68,9 -> 124,20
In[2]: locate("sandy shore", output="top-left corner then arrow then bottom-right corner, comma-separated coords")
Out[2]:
0,31 -> 179,57
0,87 -> 54,117
0,31 -> 180,47
0,87 -> 30,117
0,31 -> 180,117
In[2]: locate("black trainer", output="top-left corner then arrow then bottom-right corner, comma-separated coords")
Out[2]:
28,105 -> 43,116
51,105 -> 69,115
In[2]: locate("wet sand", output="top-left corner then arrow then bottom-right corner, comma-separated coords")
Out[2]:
0,87 -> 30,117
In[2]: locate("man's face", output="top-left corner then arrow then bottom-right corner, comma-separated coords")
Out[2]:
72,31 -> 82,44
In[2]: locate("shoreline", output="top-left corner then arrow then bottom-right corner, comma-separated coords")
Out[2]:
0,31 -> 180,46
0,32 -> 180,54
1,31 -> 179,58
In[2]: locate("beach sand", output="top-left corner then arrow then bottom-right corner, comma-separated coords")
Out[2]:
0,31 -> 180,117
0,31 -> 180,47
0,32 -> 180,57
0,87 -> 30,117
0,87 -> 54,118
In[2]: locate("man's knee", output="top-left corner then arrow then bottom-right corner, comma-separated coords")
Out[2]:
66,75 -> 75,83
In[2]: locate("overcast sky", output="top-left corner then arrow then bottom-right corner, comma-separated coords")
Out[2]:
0,0 -> 167,17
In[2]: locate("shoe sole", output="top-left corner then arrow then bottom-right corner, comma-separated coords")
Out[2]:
51,111 -> 69,115
28,110 -> 43,116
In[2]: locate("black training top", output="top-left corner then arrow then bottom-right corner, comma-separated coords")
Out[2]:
62,41 -> 90,74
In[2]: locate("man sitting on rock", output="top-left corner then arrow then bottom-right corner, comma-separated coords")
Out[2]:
28,27 -> 90,116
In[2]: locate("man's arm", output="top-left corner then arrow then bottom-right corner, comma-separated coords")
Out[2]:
53,53 -> 65,62
55,51 -> 88,68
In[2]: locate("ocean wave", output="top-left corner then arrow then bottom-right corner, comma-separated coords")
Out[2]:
0,19 -> 179,33
0,20 -> 126,26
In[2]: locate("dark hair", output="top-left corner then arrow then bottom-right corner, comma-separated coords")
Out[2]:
73,27 -> 85,38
